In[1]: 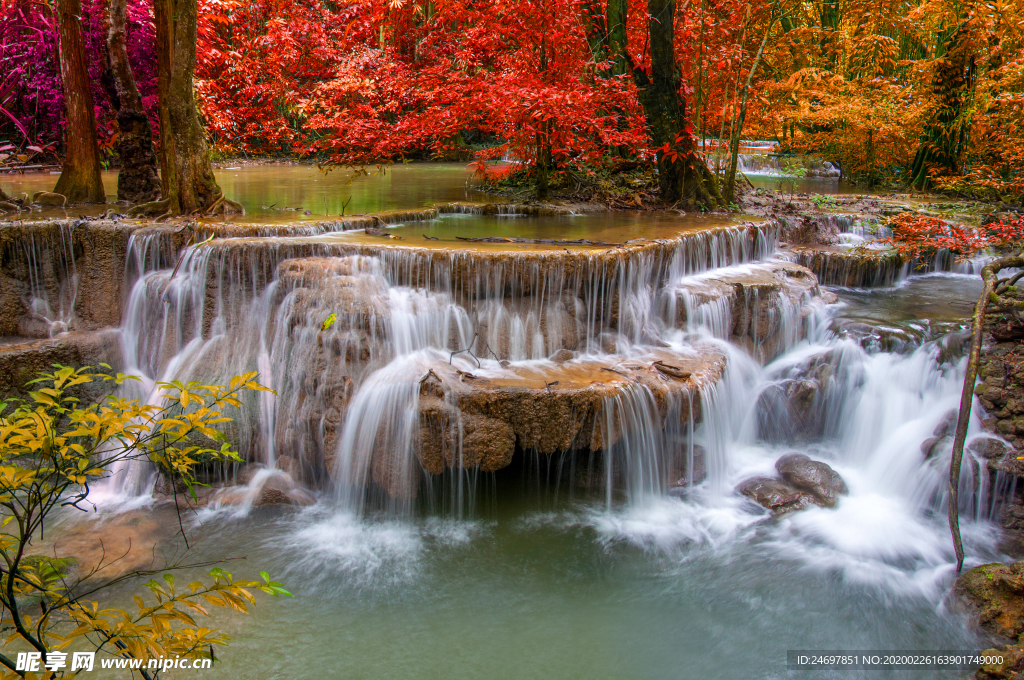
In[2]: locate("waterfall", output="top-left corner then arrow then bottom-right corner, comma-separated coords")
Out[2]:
63,205 -> 1000,585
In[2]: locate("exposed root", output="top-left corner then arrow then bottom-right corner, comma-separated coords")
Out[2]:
127,198 -> 171,217
202,193 -> 245,216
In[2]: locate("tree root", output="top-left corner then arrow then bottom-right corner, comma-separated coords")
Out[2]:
127,198 -> 171,217
202,192 -> 245,216
949,254 -> 1024,571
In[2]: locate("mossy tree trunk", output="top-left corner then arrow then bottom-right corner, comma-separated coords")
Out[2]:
151,0 -> 241,215
53,0 -> 105,204
607,0 -> 627,76
910,23 -> 977,191
107,0 -> 161,203
633,0 -> 722,209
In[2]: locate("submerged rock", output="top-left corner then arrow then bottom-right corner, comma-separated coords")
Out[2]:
954,561 -> 1024,640
31,191 -> 67,207
774,453 -> 847,508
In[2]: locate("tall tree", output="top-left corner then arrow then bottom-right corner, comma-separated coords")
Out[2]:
106,0 -> 161,203
725,5 -> 782,204
53,0 -> 105,203
146,0 -> 241,215
633,0 -> 723,208
910,21 -> 977,191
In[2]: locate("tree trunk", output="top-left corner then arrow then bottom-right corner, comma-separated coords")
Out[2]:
53,0 -> 105,204
607,0 -> 627,76
910,23 -> 977,191
725,18 -> 774,204
107,0 -> 161,203
948,254 -> 1024,572
151,0 -> 240,215
633,0 -> 722,209
536,129 -> 550,200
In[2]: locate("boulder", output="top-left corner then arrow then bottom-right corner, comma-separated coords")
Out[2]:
970,437 -> 1010,461
954,561 -> 1024,640
736,476 -> 811,514
971,643 -> 1024,680
549,349 -> 575,363
921,437 -> 945,459
31,191 -> 67,207
933,409 -> 959,438
775,453 -> 847,508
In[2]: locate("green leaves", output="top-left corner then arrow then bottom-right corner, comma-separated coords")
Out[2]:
258,571 -> 294,597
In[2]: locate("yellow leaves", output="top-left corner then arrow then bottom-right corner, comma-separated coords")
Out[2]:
3,368 -> 285,671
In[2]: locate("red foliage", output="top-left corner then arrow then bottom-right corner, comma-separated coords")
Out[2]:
878,212 -> 1024,259
194,0 -> 650,168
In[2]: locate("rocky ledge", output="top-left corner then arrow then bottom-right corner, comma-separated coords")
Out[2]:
954,562 -> 1024,680
355,345 -> 726,501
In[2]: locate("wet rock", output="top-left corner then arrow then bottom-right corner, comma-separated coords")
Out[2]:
0,221 -> 138,337
0,330 -> 123,396
933,409 -> 959,438
550,349 -> 575,363
970,642 -> 1024,680
920,436 -> 945,459
970,437 -> 1010,461
775,453 -> 847,507
954,561 -> 1024,639
671,261 -> 826,362
796,248 -> 904,288
461,415 -> 516,471
254,474 -> 316,506
736,476 -> 810,513
757,352 -> 835,442
31,191 -> 67,207
669,444 -> 707,488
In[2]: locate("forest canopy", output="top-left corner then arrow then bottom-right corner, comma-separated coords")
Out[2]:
2,0 -> 1023,203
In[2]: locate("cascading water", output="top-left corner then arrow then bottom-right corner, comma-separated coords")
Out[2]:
4,194 -> 1013,677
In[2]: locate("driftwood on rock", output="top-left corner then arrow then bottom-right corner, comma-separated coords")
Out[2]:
950,254 -> 1024,572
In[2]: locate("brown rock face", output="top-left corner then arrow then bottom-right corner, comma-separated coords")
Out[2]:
406,346 -> 724,498
462,415 -> 516,471
0,330 -> 123,396
0,221 -> 138,337
955,561 -> 1024,640
795,248 -> 904,288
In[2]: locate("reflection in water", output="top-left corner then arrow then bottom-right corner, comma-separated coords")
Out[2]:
0,163 -> 491,221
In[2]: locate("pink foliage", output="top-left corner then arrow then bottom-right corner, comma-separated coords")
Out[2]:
0,0 -> 158,152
